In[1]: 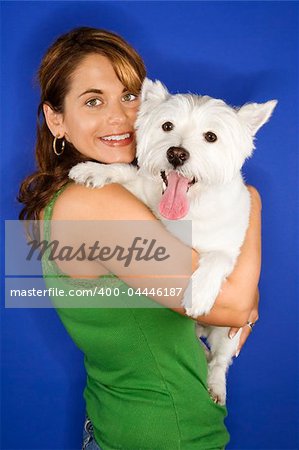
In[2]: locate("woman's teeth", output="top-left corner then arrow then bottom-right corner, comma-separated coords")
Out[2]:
102,133 -> 131,141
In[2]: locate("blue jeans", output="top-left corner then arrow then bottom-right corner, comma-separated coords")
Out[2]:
82,416 -> 225,450
82,416 -> 103,450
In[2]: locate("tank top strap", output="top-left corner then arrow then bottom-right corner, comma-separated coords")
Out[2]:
43,183 -> 71,241
44,183 -> 70,220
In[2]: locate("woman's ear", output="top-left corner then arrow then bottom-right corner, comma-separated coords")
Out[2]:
43,103 -> 65,138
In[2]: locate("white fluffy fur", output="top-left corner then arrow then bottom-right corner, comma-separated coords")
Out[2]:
69,79 -> 276,404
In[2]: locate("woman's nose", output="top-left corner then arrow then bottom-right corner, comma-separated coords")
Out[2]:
106,102 -> 127,125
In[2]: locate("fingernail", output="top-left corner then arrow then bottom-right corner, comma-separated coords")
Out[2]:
235,350 -> 240,358
229,331 -> 236,339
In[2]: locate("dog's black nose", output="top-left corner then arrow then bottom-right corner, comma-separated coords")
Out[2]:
166,146 -> 190,168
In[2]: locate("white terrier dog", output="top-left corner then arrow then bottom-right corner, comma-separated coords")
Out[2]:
69,79 -> 276,404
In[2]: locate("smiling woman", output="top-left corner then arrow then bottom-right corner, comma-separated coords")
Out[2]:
18,27 -> 145,221
43,53 -> 139,164
17,26 -> 261,450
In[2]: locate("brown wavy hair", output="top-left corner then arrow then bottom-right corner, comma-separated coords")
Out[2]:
18,27 -> 146,220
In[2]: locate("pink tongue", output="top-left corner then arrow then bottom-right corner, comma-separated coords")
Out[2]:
159,171 -> 190,220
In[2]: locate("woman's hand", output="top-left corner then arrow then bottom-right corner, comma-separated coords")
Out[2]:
228,288 -> 260,357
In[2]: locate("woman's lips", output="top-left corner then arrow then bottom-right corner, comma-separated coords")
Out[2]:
99,132 -> 134,147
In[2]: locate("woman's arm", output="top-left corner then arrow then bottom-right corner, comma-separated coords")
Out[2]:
229,288 -> 260,356
51,183 -> 261,328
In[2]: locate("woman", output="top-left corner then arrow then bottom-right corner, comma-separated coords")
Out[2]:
19,27 -> 260,450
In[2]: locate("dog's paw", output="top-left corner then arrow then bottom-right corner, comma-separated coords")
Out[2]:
69,162 -> 107,188
183,282 -> 218,317
182,293 -> 212,317
183,252 -> 234,317
207,364 -> 227,405
182,263 -> 228,317
208,386 -> 226,406
185,297 -> 215,318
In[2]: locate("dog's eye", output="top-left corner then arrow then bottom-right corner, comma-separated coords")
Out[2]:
162,122 -> 174,132
204,131 -> 217,143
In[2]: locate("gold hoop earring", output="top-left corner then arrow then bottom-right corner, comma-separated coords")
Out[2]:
53,135 -> 65,156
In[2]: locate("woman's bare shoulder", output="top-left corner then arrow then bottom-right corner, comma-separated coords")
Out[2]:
51,182 -> 156,221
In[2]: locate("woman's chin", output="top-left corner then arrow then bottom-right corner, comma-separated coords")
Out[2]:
109,149 -> 136,164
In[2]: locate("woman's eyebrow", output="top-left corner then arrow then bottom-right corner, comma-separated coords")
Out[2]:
79,89 -> 103,98
79,87 -> 128,98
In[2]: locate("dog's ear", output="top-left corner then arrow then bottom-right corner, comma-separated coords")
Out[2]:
237,100 -> 277,135
141,78 -> 170,104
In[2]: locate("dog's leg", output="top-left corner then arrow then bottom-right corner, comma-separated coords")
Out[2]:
69,162 -> 138,188
183,251 -> 236,317
205,327 -> 241,405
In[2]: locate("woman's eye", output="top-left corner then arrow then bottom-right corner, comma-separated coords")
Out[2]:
86,98 -> 102,107
204,131 -> 217,143
122,93 -> 138,102
162,121 -> 174,132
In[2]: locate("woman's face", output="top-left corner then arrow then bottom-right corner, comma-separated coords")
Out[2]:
60,54 -> 140,163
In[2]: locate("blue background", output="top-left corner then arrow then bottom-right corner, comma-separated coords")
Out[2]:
1,1 -> 298,449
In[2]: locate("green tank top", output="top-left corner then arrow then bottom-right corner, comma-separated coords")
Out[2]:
42,185 -> 229,450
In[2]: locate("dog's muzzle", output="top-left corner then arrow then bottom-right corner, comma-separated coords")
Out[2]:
166,146 -> 189,168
